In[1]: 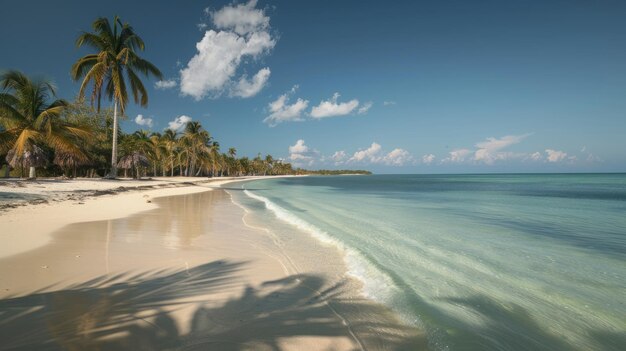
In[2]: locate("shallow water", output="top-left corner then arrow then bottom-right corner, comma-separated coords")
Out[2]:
230,174 -> 626,351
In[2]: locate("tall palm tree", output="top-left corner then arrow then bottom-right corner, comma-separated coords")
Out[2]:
71,16 -> 162,178
264,154 -> 274,176
209,141 -> 221,177
0,71 -> 90,178
162,129 -> 178,176
181,121 -> 210,177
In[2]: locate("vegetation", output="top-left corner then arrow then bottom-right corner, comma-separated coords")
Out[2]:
71,16 -> 162,178
0,71 -> 90,178
0,16 -> 370,179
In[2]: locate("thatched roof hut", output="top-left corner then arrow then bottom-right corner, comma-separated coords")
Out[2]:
117,152 -> 149,169
6,145 -> 48,168
53,152 -> 90,169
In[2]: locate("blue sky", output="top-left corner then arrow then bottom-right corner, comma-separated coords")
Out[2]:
1,0 -> 625,173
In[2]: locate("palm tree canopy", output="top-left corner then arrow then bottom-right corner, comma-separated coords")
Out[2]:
71,16 -> 163,113
0,70 -> 90,161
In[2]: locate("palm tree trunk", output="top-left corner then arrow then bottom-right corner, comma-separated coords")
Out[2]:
3,165 -> 9,178
109,99 -> 119,178
29,167 -> 36,179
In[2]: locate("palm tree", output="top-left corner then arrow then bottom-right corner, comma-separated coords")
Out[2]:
0,71 -> 90,178
148,132 -> 165,176
180,121 -> 210,176
162,129 -> 178,176
209,141 -> 221,177
71,16 -> 162,178
264,154 -> 274,176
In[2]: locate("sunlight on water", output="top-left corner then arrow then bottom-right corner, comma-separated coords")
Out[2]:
230,174 -> 626,351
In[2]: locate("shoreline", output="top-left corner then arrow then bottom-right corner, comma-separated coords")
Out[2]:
0,176 -> 289,258
0,176 -> 424,350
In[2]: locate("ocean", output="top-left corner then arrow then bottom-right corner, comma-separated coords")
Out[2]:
227,174 -> 626,351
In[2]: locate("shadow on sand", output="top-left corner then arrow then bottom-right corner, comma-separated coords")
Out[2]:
0,260 -> 425,351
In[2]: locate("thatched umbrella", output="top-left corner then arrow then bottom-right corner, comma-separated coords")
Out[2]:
117,151 -> 149,178
54,152 -> 90,178
6,145 -> 48,178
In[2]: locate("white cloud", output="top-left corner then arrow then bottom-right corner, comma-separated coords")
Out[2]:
197,23 -> 208,31
346,142 -> 413,166
155,79 -> 177,89
473,134 -> 530,164
331,151 -> 347,164
231,67 -> 271,97
529,152 -> 543,161
264,87 -> 309,126
289,139 -> 309,154
180,0 -> 275,100
422,154 -> 436,164
357,101 -> 373,115
383,101 -> 396,106
285,141 -> 414,168
349,142 -> 382,163
288,139 -> 318,167
134,114 -> 153,128
310,93 -> 360,118
545,149 -> 568,163
383,148 -> 414,166
167,115 -> 192,132
211,0 -> 269,36
441,149 -> 472,163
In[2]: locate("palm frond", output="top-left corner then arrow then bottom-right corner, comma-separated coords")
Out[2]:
127,68 -> 148,106
75,32 -> 107,50
70,55 -> 99,80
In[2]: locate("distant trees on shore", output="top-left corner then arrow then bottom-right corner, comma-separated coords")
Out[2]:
0,16 -> 368,179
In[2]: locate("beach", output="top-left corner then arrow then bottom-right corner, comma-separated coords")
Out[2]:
0,177 -> 423,350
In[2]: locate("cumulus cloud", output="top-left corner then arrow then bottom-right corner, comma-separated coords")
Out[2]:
155,79 -> 177,89
180,0 -> 275,99
347,142 -> 414,166
134,114 -> 153,128
264,87 -> 309,126
383,148 -> 414,166
349,142 -> 382,163
288,139 -> 318,167
545,149 -> 568,163
331,151 -> 347,164
422,154 -> 436,164
211,0 -> 269,35
528,152 -> 543,161
310,93 -> 360,118
473,134 -> 530,164
441,149 -> 472,163
231,67 -> 271,97
284,141 -> 414,168
167,115 -> 192,132
357,101 -> 373,115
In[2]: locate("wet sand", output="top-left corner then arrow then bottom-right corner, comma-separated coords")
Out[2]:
0,187 -> 424,350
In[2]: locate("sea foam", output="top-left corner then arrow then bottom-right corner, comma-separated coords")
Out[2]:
243,189 -> 399,304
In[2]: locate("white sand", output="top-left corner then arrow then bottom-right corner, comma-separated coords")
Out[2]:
0,177 -> 263,258
0,176 -> 424,350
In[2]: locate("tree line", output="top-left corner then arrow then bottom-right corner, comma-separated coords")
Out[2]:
0,16 -> 368,179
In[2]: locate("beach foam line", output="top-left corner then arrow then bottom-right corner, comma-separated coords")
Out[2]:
242,189 -> 400,305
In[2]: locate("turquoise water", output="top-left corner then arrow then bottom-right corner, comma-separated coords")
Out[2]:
228,174 -> 626,351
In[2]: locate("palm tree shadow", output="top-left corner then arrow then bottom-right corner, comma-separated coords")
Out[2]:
0,262 -> 426,351
0,260 -> 244,351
